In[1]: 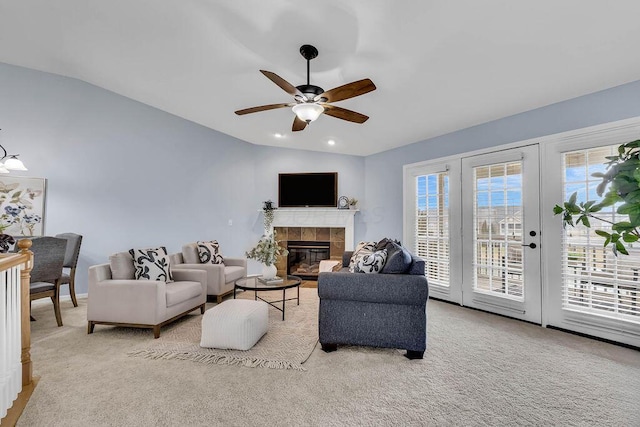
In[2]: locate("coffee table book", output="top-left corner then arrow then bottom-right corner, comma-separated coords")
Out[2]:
258,276 -> 284,286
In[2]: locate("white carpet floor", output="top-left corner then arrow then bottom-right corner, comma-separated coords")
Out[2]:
18,288 -> 640,426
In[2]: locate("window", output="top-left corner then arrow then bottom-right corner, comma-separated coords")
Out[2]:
472,162 -> 524,299
415,172 -> 449,286
562,146 -> 640,322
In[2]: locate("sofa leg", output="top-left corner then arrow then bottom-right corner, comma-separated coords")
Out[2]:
87,321 -> 95,334
405,350 -> 424,360
321,343 -> 337,353
153,325 -> 161,339
200,303 -> 206,314
216,295 -> 223,304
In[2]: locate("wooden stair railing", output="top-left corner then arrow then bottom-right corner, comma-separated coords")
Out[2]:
0,239 -> 34,425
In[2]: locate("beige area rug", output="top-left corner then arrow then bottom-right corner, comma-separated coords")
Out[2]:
128,287 -> 319,371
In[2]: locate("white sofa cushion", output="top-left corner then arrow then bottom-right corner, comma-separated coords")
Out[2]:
200,299 -> 268,350
109,251 -> 135,280
165,281 -> 203,307
182,243 -> 201,264
224,265 -> 246,284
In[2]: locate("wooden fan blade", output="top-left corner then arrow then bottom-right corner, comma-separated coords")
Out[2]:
321,104 -> 369,123
260,70 -> 304,98
292,116 -> 308,132
235,103 -> 292,115
315,78 -> 376,103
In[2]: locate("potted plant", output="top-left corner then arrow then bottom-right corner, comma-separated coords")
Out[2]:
553,139 -> 640,255
245,230 -> 289,279
348,198 -> 358,209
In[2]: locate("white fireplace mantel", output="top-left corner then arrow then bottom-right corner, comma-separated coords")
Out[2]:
268,208 -> 358,251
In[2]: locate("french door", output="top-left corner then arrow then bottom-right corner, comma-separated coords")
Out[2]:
405,117 -> 640,345
461,146 -> 542,323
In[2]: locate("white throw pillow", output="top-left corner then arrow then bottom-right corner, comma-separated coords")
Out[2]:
355,249 -> 388,274
197,240 -> 224,265
348,241 -> 377,272
129,247 -> 173,282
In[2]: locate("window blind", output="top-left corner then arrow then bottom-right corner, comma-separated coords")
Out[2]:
562,145 -> 640,322
415,172 -> 450,286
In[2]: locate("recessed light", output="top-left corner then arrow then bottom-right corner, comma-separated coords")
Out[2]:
327,139 -> 336,146
274,133 -> 284,138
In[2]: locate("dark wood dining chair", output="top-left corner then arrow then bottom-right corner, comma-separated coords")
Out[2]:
55,233 -> 83,307
29,236 -> 67,327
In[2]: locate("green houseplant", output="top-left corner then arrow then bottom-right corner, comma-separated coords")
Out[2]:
247,201 -> 288,279
553,139 -> 640,255
245,230 -> 288,266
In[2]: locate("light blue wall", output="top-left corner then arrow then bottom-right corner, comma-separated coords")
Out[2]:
3,59 -> 640,295
0,62 -> 367,293
363,80 -> 640,242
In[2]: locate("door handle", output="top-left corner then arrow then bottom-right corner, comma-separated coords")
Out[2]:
522,243 -> 537,249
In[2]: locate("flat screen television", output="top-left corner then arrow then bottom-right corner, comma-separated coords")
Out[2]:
278,172 -> 338,207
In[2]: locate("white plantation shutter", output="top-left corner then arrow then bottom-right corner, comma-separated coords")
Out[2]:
415,171 -> 450,286
562,145 -> 640,322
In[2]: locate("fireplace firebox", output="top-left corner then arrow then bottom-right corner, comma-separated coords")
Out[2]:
287,240 -> 330,280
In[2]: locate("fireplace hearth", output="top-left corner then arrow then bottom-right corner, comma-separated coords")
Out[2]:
287,240 -> 330,280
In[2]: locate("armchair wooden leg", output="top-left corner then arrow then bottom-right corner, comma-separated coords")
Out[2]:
153,325 -> 161,339
51,295 -> 63,327
216,295 -> 223,304
69,275 -> 78,307
87,321 -> 95,334
200,303 -> 205,314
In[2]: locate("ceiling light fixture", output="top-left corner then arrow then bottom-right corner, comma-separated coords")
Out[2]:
0,129 -> 27,172
274,133 -> 284,138
292,103 -> 324,123
327,139 -> 336,146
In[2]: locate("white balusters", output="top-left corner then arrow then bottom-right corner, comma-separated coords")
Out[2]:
1,264 -> 23,419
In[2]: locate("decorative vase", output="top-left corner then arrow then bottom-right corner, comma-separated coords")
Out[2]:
262,263 -> 278,280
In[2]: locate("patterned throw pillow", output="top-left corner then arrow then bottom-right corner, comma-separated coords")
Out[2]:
348,241 -> 377,272
197,240 -> 224,264
355,249 -> 388,273
129,247 -> 173,282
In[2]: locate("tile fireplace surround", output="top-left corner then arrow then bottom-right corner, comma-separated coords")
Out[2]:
269,208 -> 358,278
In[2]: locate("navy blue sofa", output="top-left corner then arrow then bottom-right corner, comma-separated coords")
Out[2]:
317,251 -> 429,359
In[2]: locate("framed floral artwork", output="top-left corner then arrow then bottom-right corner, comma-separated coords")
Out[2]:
0,176 -> 46,236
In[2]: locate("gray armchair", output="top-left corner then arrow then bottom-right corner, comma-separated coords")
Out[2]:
318,250 -> 429,359
170,243 -> 247,303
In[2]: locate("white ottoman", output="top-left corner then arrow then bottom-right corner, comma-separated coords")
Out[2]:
200,299 -> 269,350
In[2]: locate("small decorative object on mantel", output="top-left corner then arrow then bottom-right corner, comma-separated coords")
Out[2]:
337,196 -> 349,210
245,230 -> 289,280
262,200 -> 276,230
348,198 -> 358,209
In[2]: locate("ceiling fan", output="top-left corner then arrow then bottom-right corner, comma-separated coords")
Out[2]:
234,44 -> 376,132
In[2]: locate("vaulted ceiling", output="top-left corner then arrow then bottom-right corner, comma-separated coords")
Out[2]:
1,1 -> 640,156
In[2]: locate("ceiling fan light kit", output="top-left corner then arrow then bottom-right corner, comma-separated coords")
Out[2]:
235,44 -> 376,132
292,103 -> 324,122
